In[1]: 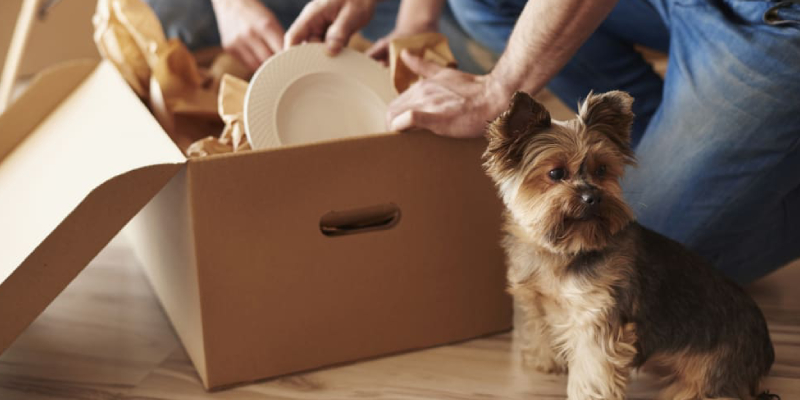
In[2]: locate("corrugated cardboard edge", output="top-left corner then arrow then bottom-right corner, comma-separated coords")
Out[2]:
0,162 -> 182,354
186,165 -> 211,387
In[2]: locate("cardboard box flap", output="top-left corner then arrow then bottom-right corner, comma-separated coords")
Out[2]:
0,60 -> 185,354
0,60 -> 95,161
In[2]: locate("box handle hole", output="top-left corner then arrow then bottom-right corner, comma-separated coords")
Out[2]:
320,203 -> 401,237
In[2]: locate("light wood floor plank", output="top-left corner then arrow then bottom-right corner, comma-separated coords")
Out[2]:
1,233 -> 798,399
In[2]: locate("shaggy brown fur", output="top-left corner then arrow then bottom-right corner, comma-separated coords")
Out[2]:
483,91 -> 775,400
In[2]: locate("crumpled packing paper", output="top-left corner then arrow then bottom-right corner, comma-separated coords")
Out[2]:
389,32 -> 456,93
186,32 -> 457,156
93,0 -> 249,152
94,2 -> 457,157
187,74 -> 251,157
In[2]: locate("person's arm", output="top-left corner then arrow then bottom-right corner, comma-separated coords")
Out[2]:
490,0 -> 617,97
366,0 -> 446,63
210,0 -> 285,72
387,0 -> 619,138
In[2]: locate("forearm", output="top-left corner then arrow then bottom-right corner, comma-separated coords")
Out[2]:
210,0 -> 233,13
395,0 -> 446,31
490,0 -> 618,96
210,0 -> 247,19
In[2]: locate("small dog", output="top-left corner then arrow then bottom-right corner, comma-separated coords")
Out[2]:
482,91 -> 775,400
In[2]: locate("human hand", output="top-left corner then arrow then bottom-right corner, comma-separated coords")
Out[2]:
284,0 -> 377,56
387,50 -> 513,138
211,0 -> 285,72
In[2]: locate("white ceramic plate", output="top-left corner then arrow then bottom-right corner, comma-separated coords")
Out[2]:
244,43 -> 398,150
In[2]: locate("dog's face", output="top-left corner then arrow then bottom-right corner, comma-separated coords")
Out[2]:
483,91 -> 637,254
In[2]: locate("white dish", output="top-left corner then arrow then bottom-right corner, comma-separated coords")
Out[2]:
244,43 -> 398,150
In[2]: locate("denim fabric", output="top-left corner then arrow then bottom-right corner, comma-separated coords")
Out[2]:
449,0 -> 800,283
141,0 -> 395,48
142,0 -> 487,73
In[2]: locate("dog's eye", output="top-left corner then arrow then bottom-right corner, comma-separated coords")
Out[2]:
548,168 -> 566,181
596,165 -> 607,177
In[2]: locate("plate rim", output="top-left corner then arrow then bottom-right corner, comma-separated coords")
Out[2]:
243,43 -> 398,150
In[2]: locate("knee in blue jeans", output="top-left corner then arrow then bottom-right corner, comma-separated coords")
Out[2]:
143,0 -> 221,50
446,0 -> 525,55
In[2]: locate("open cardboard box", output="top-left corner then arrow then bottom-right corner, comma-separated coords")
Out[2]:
0,59 -> 512,389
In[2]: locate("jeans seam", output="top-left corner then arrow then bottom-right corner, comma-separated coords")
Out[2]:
684,135 -> 800,247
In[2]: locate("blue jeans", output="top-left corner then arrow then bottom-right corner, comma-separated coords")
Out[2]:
450,0 -> 800,283
142,0 -> 487,73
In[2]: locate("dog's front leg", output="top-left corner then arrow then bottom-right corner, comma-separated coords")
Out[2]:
511,288 -> 567,374
564,324 -> 636,400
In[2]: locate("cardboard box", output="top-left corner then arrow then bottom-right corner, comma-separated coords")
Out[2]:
0,59 -> 512,389
1,0 -> 99,108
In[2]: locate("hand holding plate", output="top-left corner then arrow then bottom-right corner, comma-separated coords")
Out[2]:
387,50 -> 512,139
211,0 -> 285,72
285,0 -> 378,56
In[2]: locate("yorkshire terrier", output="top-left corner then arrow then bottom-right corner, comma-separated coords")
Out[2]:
482,91 -> 775,400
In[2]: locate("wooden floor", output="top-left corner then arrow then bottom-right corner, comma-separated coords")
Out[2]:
0,233 -> 798,400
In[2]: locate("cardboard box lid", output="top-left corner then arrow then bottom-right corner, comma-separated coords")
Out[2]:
0,60 -> 185,354
1,0 -> 99,109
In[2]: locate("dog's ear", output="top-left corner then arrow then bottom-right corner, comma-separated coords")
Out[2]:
579,91 -> 636,162
487,91 -> 551,141
483,91 -> 551,174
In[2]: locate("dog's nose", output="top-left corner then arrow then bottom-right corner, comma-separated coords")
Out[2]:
580,190 -> 601,205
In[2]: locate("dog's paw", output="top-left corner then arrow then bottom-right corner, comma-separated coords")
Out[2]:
522,348 -> 568,375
